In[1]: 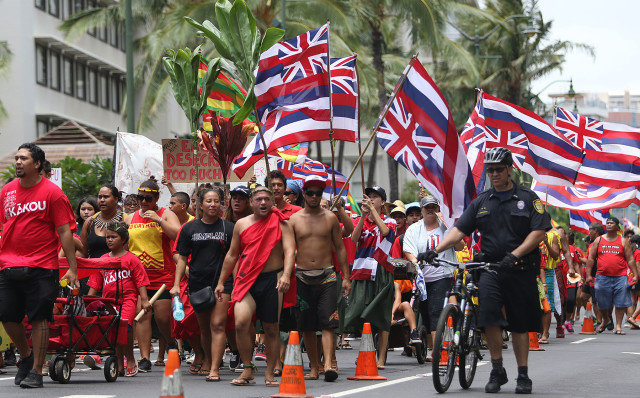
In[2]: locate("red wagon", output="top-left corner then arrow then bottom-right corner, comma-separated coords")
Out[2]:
26,257 -> 127,383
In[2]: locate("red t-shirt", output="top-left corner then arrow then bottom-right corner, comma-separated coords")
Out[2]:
87,252 -> 149,303
596,235 -> 628,277
280,202 -> 302,217
0,177 -> 75,270
390,235 -> 406,259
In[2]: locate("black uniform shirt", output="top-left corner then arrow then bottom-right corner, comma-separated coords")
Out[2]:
455,183 -> 551,262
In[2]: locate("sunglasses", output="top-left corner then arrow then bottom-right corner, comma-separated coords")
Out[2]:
304,190 -> 323,197
284,190 -> 296,196
486,166 -> 507,174
137,195 -> 155,203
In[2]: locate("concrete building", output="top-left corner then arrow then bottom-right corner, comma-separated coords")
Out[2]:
0,0 -> 187,155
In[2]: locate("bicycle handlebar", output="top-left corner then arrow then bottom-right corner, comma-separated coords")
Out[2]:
428,257 -> 499,272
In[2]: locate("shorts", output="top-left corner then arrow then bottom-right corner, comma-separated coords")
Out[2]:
147,287 -> 172,301
296,271 -> 339,331
120,299 -> 137,326
0,267 -> 58,323
594,274 -> 632,309
419,277 -> 453,332
581,283 -> 594,296
478,269 -> 541,333
249,270 -> 280,324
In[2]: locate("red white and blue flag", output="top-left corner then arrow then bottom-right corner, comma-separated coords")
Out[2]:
569,209 -> 611,235
460,99 -> 487,195
479,93 -> 584,186
531,180 -> 640,211
275,156 -> 351,199
377,58 -> 475,225
555,107 -> 603,152
232,54 -> 358,178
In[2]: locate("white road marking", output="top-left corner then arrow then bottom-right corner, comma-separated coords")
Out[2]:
621,351 -> 640,355
59,396 -> 116,398
571,337 -> 596,344
0,367 -> 92,382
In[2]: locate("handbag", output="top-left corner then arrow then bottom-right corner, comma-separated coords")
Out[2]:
189,286 -> 215,312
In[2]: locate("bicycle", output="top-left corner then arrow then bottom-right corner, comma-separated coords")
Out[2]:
428,258 -> 499,393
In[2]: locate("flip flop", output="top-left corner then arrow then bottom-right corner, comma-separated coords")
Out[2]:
265,379 -> 280,387
304,373 -> 319,380
154,360 -> 165,366
615,330 -> 626,335
189,363 -> 203,375
273,369 -> 282,377
628,319 -> 640,329
324,368 -> 338,382
230,376 -> 255,386
206,375 -> 221,382
596,325 -> 606,334
340,342 -> 353,350
538,338 -> 549,344
198,368 -> 211,376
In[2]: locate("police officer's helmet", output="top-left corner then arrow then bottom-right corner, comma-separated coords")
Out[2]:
483,147 -> 513,166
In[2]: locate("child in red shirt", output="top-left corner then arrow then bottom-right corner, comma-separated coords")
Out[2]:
88,222 -> 151,377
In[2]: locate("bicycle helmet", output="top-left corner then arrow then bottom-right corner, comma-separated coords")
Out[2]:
483,147 -> 513,166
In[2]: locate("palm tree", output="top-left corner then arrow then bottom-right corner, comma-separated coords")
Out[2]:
0,40 -> 12,121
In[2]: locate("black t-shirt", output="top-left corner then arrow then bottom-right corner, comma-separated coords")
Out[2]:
176,218 -> 234,290
455,183 -> 551,263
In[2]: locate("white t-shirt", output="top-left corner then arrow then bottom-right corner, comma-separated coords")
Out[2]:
403,221 -> 456,282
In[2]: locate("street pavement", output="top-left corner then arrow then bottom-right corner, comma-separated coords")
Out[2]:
1,322 -> 639,398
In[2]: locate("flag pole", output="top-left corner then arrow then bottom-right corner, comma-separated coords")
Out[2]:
330,54 -> 418,209
546,100 -> 558,211
326,21 -> 337,198
354,53 -> 365,196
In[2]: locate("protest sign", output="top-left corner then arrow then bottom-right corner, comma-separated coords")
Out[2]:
50,168 -> 62,188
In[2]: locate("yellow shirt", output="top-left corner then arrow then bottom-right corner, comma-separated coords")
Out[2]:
540,230 -> 561,270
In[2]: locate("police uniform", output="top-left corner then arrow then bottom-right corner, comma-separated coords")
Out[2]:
455,183 -> 551,333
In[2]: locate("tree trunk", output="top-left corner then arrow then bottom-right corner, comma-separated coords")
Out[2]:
337,140 -> 345,171
315,141 -> 323,164
367,11 -> 398,198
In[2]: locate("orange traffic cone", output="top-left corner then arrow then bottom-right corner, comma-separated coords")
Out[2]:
160,349 -> 183,398
528,332 -> 545,351
579,302 -> 597,335
272,331 -> 312,398
347,323 -> 387,381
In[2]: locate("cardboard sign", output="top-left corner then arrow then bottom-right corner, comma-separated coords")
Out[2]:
50,168 -> 62,188
162,139 -> 252,183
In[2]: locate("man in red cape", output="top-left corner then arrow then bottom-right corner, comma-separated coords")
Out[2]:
215,186 -> 295,387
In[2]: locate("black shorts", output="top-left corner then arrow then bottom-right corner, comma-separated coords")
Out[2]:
147,287 -> 172,301
420,277 -> 454,332
249,270 -> 280,324
478,269 -> 541,333
296,273 -> 339,331
581,284 -> 595,296
0,267 -> 58,323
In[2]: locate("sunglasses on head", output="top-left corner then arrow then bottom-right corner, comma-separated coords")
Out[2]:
137,194 -> 154,203
304,189 -> 323,197
486,166 -> 507,174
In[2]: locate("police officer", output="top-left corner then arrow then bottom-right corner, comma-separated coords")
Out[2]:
424,147 -> 551,394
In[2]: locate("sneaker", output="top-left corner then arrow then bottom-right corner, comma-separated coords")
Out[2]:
228,351 -> 240,371
138,358 -> 152,373
515,376 -> 532,394
4,349 -> 17,367
485,367 -> 508,393
556,326 -> 565,338
14,351 -> 33,386
234,363 -> 245,373
409,329 -> 421,344
19,369 -> 43,388
82,355 -> 101,370
564,321 -> 574,333
185,353 -> 195,365
254,344 -> 267,361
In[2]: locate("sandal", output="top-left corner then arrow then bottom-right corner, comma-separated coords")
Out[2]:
198,368 -> 211,376
304,373 -> 319,380
154,359 -> 165,366
538,338 -> 549,344
265,379 -> 279,387
189,363 -> 203,375
628,319 -> 640,329
340,342 -> 353,350
206,375 -> 221,382
596,325 -> 606,334
615,330 -> 626,335
125,365 -> 139,377
230,376 -> 256,386
273,369 -> 282,377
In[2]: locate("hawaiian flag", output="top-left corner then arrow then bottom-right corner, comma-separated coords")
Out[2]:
531,180 -> 640,211
323,165 -> 350,199
460,99 -> 487,195
232,54 -> 358,178
576,120 -> 640,188
275,156 -> 351,200
555,107 -> 603,152
479,93 -> 584,186
569,209 -> 611,235
377,58 -> 475,225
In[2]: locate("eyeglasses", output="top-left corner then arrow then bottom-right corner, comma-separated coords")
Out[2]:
486,166 -> 507,174
304,190 -> 323,197
284,190 -> 295,196
137,195 -> 154,203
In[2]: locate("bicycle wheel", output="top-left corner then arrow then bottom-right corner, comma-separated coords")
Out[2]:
432,303 -> 459,393
458,305 -> 481,389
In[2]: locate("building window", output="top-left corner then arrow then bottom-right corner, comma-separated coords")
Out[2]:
35,44 -> 48,85
72,0 -> 84,14
110,75 -> 121,112
119,25 -> 126,51
48,0 -> 60,18
35,0 -> 46,11
86,0 -> 96,36
108,25 -> 119,48
76,62 -> 86,100
98,25 -> 107,42
37,120 -> 49,137
87,67 -> 98,104
63,56 -> 74,96
49,50 -> 60,91
99,71 -> 109,109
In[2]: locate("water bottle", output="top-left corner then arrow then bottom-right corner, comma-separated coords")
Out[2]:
172,295 -> 185,321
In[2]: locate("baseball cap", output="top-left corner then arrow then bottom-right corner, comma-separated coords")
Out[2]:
230,185 -> 251,197
392,200 -> 405,209
365,186 -> 387,202
421,195 -> 439,208
303,175 -> 326,190
405,202 -> 420,212
390,206 -> 406,216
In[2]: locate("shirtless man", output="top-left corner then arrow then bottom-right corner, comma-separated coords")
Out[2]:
289,177 -> 351,382
215,187 -> 295,387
